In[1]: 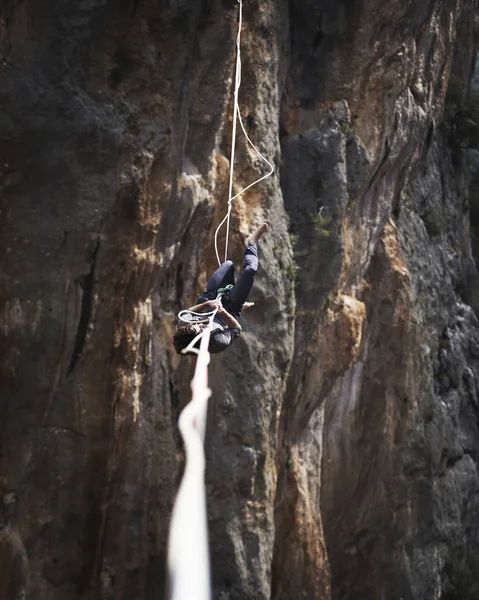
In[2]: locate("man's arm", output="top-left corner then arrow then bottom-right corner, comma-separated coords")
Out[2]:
187,299 -> 216,313
216,304 -> 241,329
207,303 -> 242,353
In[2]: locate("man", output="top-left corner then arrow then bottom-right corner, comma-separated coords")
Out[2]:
173,223 -> 268,354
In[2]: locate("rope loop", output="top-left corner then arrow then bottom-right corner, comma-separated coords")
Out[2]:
177,285 -> 233,355
213,0 -> 275,267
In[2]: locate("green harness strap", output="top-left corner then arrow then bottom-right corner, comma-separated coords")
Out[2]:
216,284 -> 233,297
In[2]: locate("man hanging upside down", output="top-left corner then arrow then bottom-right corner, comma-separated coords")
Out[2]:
173,223 -> 269,354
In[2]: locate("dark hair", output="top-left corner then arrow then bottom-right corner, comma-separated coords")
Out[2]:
173,325 -> 200,354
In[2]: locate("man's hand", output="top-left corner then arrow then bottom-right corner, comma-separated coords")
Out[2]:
215,302 -> 241,329
214,300 -> 226,312
205,299 -> 220,308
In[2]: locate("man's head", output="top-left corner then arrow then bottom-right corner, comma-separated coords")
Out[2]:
173,323 -> 207,354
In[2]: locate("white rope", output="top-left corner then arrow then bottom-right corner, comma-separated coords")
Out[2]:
167,326 -> 212,600
222,0 -> 241,265
214,0 -> 275,267
167,292 -> 223,600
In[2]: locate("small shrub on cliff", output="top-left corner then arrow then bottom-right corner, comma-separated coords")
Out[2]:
289,233 -> 299,247
312,212 -> 332,238
340,121 -> 354,136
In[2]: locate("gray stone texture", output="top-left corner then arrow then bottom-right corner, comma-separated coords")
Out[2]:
0,0 -> 479,599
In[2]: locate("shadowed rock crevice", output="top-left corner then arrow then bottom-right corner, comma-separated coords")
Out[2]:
67,239 -> 100,376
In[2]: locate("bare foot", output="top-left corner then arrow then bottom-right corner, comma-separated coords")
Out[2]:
245,223 -> 269,246
242,302 -> 254,310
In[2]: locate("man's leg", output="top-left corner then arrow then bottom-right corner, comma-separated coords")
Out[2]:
197,260 -> 235,302
226,243 -> 258,315
224,223 -> 268,315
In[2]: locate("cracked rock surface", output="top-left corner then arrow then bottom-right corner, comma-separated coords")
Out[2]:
1,0 -> 479,599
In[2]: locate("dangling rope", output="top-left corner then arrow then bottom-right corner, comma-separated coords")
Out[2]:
213,0 -> 275,267
168,2 -> 275,598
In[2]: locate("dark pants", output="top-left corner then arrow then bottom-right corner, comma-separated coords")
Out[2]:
197,243 -> 258,316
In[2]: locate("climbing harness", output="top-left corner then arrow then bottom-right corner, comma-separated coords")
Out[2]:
168,2 -> 274,598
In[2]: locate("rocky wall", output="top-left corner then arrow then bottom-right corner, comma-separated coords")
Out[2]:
0,0 -> 478,599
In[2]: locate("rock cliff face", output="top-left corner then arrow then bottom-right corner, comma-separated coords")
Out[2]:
0,0 -> 478,599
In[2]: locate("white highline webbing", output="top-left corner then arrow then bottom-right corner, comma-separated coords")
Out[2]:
166,327 -> 212,600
